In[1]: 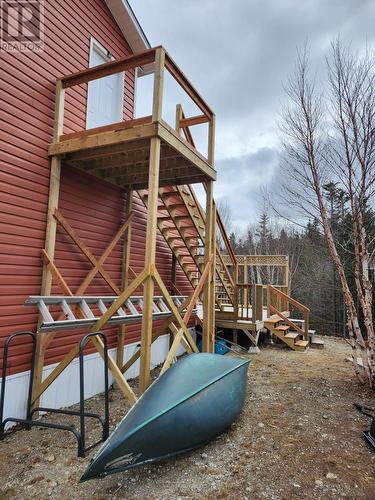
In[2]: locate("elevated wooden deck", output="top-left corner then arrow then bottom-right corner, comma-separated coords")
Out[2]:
49,118 -> 216,190
34,45 -> 218,406
49,46 -> 216,190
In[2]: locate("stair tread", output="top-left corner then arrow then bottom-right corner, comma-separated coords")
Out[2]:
275,325 -> 289,332
285,332 -> 299,339
265,317 -> 282,324
294,340 -> 309,347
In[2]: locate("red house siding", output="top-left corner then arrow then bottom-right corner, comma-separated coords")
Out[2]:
0,0 -> 192,375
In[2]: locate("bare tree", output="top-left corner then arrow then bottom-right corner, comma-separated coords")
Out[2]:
280,40 -> 375,386
216,199 -> 233,251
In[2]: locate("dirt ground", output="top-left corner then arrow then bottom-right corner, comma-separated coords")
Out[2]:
1,336 -> 375,499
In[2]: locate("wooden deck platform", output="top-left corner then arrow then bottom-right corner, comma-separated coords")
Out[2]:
49,118 -> 216,190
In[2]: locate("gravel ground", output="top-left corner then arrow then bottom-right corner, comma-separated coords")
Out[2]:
1,336 -> 375,499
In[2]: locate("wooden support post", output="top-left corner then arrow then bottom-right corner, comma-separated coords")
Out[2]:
203,180 -> 215,353
121,294 -> 193,374
202,114 -> 216,352
117,190 -> 133,368
139,139 -> 161,392
32,80 -> 64,408
139,47 -> 165,392
210,206 -> 216,347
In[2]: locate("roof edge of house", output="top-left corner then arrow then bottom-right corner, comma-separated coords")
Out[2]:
105,0 -> 151,54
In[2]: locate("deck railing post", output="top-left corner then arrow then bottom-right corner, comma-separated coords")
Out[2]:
304,310 -> 309,341
285,256 -> 290,295
208,115 -> 215,166
266,285 -> 271,317
255,284 -> 263,322
152,47 -> 165,122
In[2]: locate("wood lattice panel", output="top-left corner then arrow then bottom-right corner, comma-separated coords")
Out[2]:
222,255 -> 288,267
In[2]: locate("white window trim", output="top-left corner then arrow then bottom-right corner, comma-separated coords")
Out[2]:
86,37 -> 125,129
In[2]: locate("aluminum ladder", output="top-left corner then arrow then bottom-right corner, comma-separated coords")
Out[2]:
25,295 -> 190,332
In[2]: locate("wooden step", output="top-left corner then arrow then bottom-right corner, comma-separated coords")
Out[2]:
160,191 -> 179,198
284,332 -> 299,339
294,340 -> 309,349
264,316 -> 282,325
275,325 -> 289,333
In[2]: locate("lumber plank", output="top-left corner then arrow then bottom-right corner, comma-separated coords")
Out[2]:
60,116 -> 152,141
153,269 -> 198,353
203,180 -> 215,352
61,47 -> 157,88
157,121 -> 216,181
117,192 -> 133,368
179,114 -> 209,128
139,136 -> 161,392
53,208 -> 121,294
160,256 -> 213,374
152,47 -> 165,122
32,154 -> 61,408
48,122 -> 157,156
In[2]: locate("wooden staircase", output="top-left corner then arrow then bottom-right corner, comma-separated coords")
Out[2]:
264,313 -> 309,352
137,185 -> 236,309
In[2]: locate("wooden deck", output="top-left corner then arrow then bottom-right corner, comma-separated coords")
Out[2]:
215,306 -> 289,332
49,118 -> 216,190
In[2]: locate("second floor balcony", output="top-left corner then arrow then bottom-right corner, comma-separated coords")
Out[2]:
48,46 -> 216,190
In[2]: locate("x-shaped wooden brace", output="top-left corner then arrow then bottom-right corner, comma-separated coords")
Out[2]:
89,258 -> 213,377
160,256 -> 213,373
32,209 -> 136,405
89,265 -> 200,368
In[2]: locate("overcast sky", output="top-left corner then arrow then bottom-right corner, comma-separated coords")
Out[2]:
131,0 -> 375,232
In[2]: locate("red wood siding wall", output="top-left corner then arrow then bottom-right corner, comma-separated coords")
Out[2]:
0,0 -> 192,375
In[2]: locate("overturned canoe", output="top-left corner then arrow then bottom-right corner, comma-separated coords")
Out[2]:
81,353 -> 250,481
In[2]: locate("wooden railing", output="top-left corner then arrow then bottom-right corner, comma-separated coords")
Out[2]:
232,283 -> 309,336
235,283 -> 267,322
54,46 -> 215,164
216,209 -> 238,283
236,284 -> 252,321
267,285 -> 309,340
187,185 -> 237,283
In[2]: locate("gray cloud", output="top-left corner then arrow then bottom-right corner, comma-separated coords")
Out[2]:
131,0 -> 375,228
215,147 -> 279,228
